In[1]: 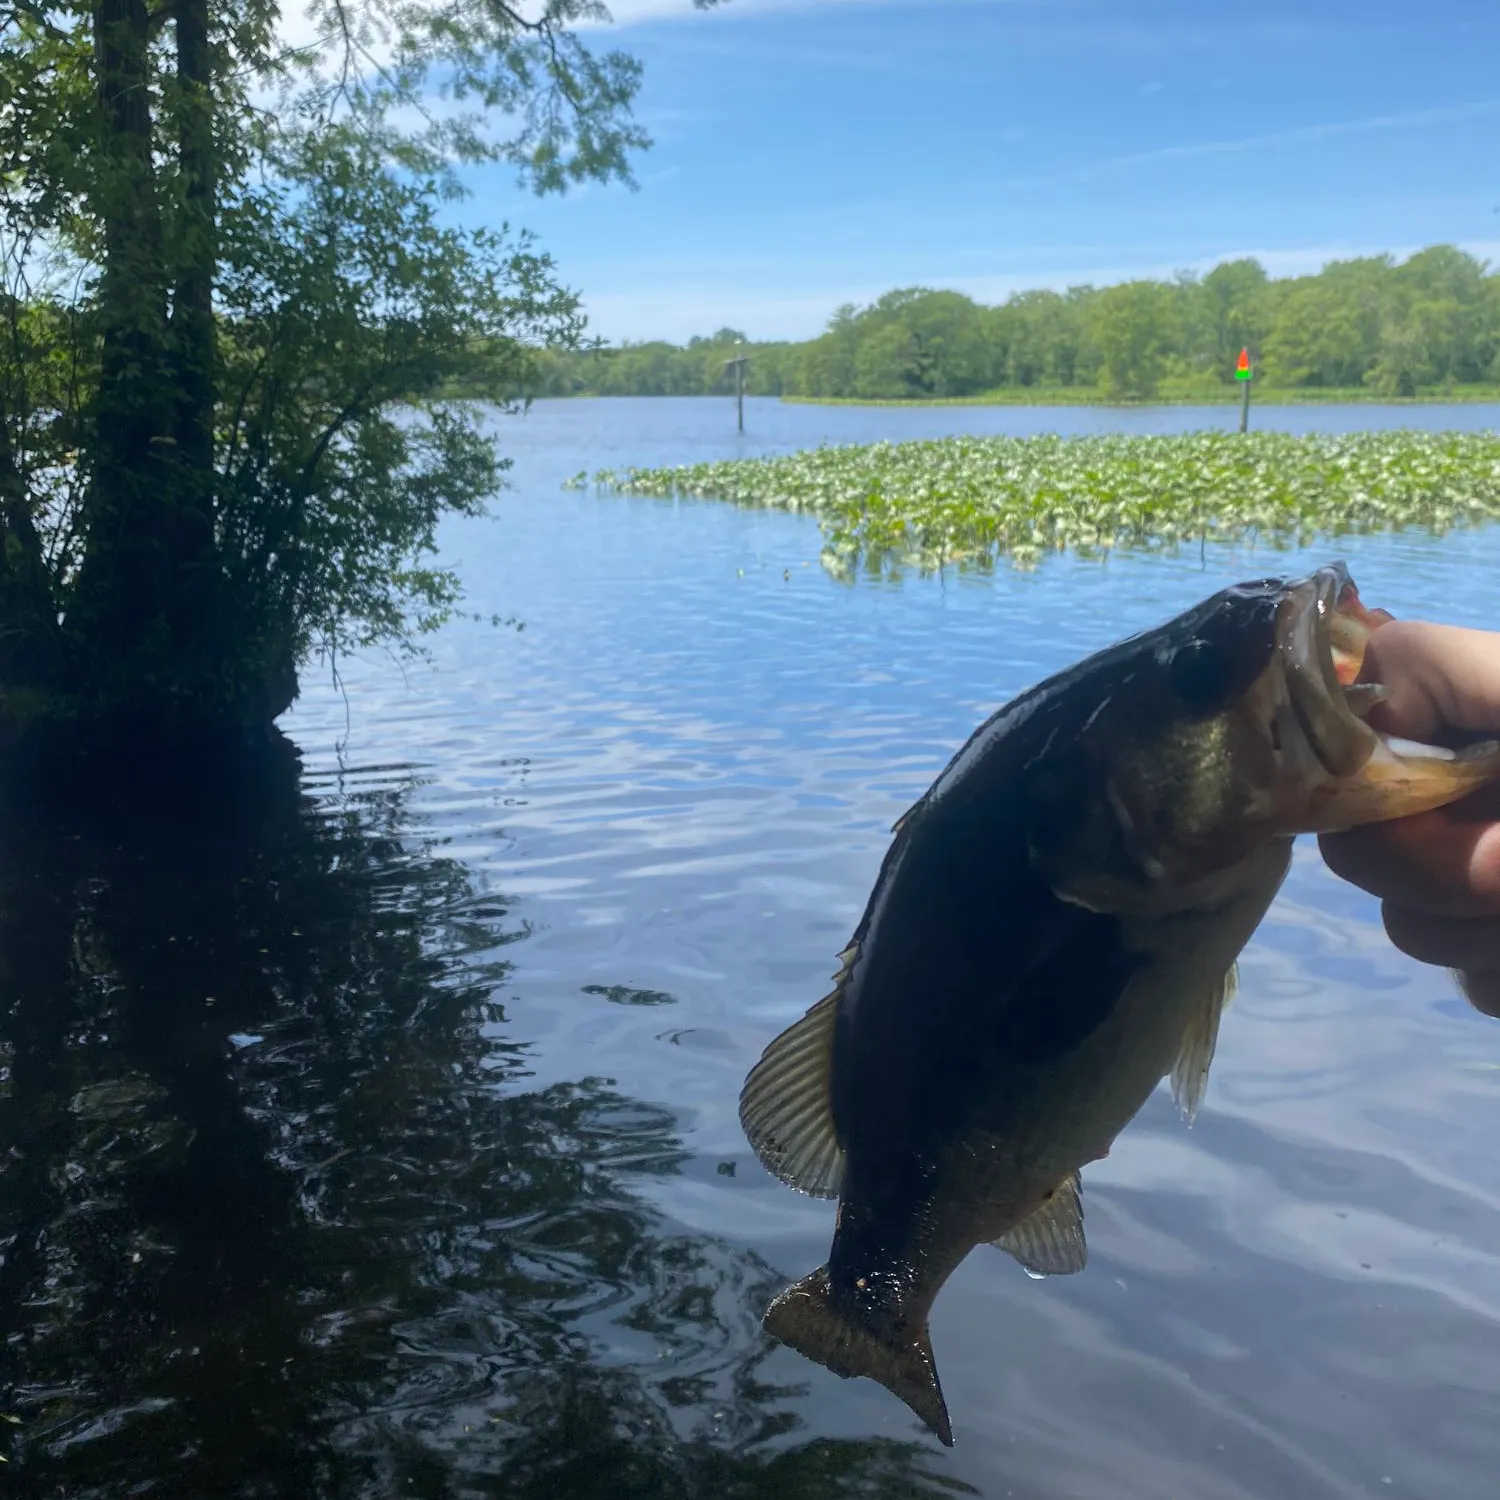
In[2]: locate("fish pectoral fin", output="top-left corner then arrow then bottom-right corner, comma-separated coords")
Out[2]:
995,1171 -> 1086,1276
739,960 -> 854,1199
1169,963 -> 1238,1125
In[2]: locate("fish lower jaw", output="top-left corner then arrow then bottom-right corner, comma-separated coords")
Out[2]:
1271,670 -> 1500,835
1336,655 -> 1500,772
1289,731 -> 1500,835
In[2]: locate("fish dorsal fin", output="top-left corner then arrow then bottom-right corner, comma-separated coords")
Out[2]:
995,1172 -> 1086,1277
1170,963 -> 1238,1124
739,947 -> 857,1200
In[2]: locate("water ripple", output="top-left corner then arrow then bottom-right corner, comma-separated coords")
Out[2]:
5,399 -> 1498,1497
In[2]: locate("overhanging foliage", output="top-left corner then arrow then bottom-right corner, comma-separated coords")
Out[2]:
1,0 -> 727,745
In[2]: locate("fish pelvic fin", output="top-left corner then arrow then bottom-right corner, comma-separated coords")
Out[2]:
763,1266 -> 953,1447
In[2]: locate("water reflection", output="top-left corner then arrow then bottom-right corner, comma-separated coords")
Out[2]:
0,741 -> 965,1498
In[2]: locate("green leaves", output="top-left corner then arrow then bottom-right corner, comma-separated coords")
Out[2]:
535,244 -> 1500,403
292,0 -> 661,195
212,117 -> 583,665
3,0 -> 725,734
595,431 -> 1500,580
1089,281 -> 1182,400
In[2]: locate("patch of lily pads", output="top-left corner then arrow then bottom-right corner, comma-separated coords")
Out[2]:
578,431 -> 1500,578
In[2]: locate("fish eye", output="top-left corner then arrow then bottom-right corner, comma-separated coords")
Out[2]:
1169,638 -> 1232,712
1169,595 -> 1279,712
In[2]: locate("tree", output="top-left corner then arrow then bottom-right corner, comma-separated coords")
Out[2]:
852,319 -> 925,398
1089,279 -> 1180,399
1371,245 -> 1493,392
891,289 -> 994,396
0,0 -> 726,759
531,245 -> 1499,402
988,288 -> 1095,388
1197,258 -> 1269,380
796,302 -> 862,398
1263,256 -> 1389,389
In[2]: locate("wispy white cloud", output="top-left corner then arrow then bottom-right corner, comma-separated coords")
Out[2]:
264,0 -> 851,104
1006,101 -> 1500,189
603,0 -> 901,24
602,0 -> 1031,27
271,0 -> 880,46
603,0 -> 752,19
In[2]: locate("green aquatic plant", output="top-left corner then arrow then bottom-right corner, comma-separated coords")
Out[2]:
591,431 -> 1500,578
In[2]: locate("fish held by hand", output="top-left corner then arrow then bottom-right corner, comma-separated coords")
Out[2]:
739,562 -> 1500,1446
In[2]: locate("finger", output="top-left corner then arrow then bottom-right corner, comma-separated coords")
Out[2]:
1382,903 -> 1500,971
1358,623 -> 1500,744
1455,969 -> 1500,1021
1318,808 -> 1500,917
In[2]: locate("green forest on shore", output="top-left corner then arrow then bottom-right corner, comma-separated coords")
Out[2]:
524,245 -> 1500,404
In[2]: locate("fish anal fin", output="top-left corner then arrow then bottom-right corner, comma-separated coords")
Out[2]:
1170,963 -> 1238,1125
739,973 -> 849,1199
764,1266 -> 953,1447
995,1171 -> 1086,1277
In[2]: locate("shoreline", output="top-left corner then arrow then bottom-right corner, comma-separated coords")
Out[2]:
776,389 -> 1500,409
490,389 -> 1500,410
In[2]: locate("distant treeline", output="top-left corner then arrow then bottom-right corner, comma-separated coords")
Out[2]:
521,246 -> 1500,402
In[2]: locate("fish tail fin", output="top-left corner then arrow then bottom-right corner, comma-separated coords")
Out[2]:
763,1266 -> 953,1447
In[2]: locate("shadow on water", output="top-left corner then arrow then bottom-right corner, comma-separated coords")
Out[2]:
0,736 -> 966,1499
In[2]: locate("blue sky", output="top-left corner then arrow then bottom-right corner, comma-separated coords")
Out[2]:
460,0 -> 1499,344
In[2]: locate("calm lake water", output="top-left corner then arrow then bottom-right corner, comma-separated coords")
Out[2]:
4,397 -> 1500,1498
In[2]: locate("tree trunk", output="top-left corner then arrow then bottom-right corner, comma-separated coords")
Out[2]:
171,0 -> 217,527
66,0 -> 223,730
0,407 -> 66,697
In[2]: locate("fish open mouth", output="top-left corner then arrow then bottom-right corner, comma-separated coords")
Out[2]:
1272,563 -> 1500,833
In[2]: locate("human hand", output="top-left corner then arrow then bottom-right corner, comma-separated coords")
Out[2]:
1318,620 -> 1500,1018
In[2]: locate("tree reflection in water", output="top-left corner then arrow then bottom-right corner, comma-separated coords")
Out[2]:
0,738 -> 968,1499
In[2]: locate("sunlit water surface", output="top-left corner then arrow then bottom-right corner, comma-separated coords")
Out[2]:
4,398 -> 1500,1499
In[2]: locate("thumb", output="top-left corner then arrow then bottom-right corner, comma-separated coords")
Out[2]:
1356,622 -> 1500,745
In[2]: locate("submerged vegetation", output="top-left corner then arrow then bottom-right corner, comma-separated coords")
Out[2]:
530,246 -> 1500,404
590,431 -> 1500,576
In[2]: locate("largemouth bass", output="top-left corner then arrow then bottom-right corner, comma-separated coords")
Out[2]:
739,563 -> 1500,1446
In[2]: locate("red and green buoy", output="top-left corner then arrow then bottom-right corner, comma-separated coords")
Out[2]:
1235,346 -> 1253,432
